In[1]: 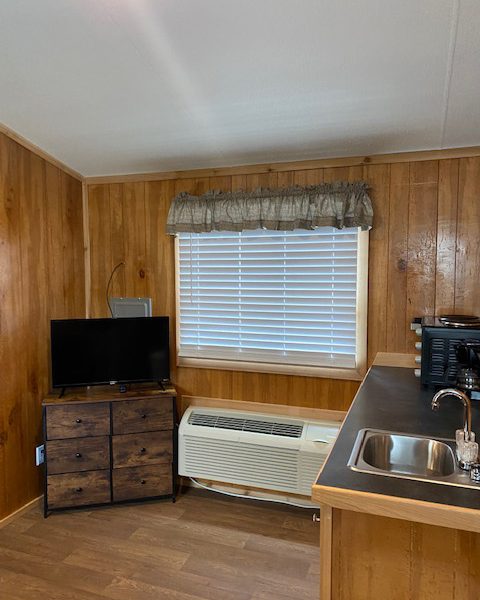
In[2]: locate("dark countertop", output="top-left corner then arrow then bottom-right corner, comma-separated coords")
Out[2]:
316,365 -> 480,510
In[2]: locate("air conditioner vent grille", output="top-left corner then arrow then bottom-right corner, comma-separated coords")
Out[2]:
188,412 -> 304,438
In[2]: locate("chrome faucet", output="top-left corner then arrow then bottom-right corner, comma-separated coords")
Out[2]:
431,388 -> 472,440
431,388 -> 477,470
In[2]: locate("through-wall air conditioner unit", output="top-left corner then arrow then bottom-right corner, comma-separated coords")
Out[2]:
178,407 -> 340,496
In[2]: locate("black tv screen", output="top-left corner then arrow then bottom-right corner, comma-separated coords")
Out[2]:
51,317 -> 170,388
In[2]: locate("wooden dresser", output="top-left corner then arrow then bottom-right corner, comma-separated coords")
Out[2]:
42,384 -> 177,516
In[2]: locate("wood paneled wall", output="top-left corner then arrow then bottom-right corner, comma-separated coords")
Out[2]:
86,154 -> 480,412
0,132 -> 85,520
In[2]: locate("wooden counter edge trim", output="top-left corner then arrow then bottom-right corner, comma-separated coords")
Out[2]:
0,123 -> 84,182
84,146 -> 480,184
319,503 -> 333,600
180,395 -> 346,422
311,484 -> 480,534
0,495 -> 42,530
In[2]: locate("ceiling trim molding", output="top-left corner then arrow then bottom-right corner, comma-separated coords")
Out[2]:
0,122 -> 84,181
85,146 -> 480,185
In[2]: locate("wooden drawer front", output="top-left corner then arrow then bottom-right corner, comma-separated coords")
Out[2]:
112,431 -> 172,468
112,465 -> 172,502
47,470 -> 110,509
46,403 -> 110,440
112,397 -> 173,435
47,436 -> 110,475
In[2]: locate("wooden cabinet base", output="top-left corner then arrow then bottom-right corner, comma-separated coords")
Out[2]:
43,385 -> 177,516
320,507 -> 480,600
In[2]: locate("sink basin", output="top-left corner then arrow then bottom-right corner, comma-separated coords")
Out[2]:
360,431 -> 455,477
348,429 -> 478,489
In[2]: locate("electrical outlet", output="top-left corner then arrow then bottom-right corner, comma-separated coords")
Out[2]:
35,444 -> 45,466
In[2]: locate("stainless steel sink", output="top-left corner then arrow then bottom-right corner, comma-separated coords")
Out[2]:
348,429 -> 479,490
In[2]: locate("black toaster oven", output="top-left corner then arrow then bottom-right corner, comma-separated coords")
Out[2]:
420,316 -> 480,387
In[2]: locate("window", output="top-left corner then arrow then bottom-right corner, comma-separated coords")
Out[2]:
176,227 -> 368,379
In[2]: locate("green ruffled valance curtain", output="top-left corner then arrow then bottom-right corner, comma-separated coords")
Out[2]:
166,181 -> 373,234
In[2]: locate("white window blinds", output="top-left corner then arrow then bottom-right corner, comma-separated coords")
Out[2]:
177,227 -> 362,371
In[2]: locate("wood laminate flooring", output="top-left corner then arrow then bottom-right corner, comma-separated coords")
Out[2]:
0,489 -> 319,599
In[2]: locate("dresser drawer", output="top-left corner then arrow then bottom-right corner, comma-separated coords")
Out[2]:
112,397 -> 173,435
47,470 -> 111,509
112,431 -> 172,468
46,436 -> 110,475
46,403 -> 110,440
112,464 -> 172,502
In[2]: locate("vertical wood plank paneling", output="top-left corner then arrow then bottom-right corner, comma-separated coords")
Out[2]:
277,171 -> 295,188
332,510 -> 411,599
331,509 -> 479,600
60,172 -> 77,317
208,175 -> 232,192
88,185 -> 111,317
0,138 -> 7,514
45,164 -> 65,320
145,180 -> 177,379
320,504 -> 333,600
9,144 -> 31,509
0,132 -> 84,520
69,177 -> 86,318
323,166 -> 363,183
454,530 -> 480,599
108,183 -> 126,298
174,177 -> 210,197
410,523 -> 456,599
454,157 -> 480,315
85,153 -> 479,414
231,174 -> 247,192
406,161 -> 439,349
20,151 -> 49,501
0,134 -> 23,515
123,182 -> 147,298
145,180 -> 176,317
245,172 -> 279,190
293,168 -> 324,186
435,160 -> 459,315
386,163 -> 410,352
363,164 -> 391,363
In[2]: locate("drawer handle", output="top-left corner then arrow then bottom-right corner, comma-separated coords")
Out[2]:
75,487 -> 83,493
141,414 -> 147,419
75,453 -> 82,458
140,447 -> 147,454
75,418 -> 82,424
140,479 -> 146,485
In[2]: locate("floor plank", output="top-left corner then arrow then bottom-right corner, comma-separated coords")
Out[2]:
0,488 -> 319,599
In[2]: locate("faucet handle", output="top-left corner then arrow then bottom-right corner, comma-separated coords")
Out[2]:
456,439 -> 479,470
470,464 -> 480,483
456,429 -> 476,443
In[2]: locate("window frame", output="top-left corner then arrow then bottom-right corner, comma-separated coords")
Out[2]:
174,228 -> 369,381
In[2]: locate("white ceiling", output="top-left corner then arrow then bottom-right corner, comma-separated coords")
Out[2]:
1,0 -> 479,177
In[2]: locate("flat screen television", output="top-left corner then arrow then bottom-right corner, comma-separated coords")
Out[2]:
50,317 -> 170,388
